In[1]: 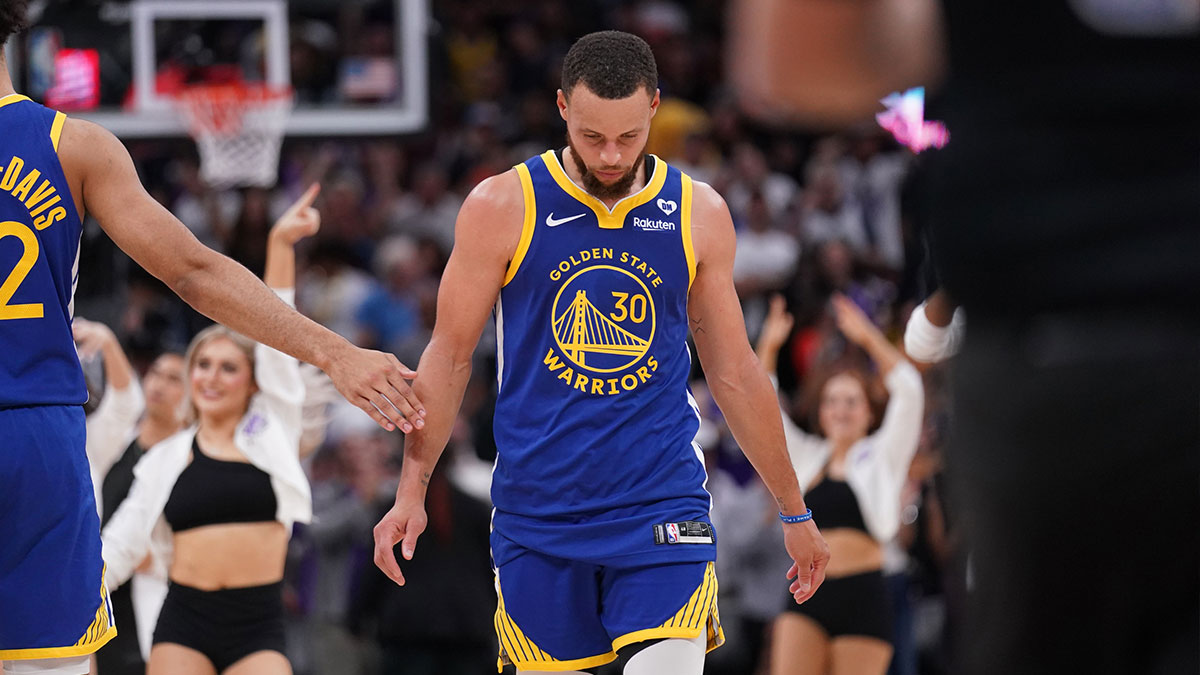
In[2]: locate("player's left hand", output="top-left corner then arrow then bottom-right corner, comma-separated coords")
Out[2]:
782,518 -> 830,604
372,497 -> 428,586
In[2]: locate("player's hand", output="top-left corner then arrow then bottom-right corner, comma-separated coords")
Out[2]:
373,498 -> 428,586
72,318 -> 117,360
831,292 -> 878,347
782,518 -> 830,604
270,183 -> 322,245
325,345 -> 425,433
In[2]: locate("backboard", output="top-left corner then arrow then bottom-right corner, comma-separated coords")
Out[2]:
5,0 -> 428,137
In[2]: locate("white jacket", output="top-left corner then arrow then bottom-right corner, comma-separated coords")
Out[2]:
86,379 -> 145,520
102,289 -> 312,593
775,361 -> 924,543
86,378 -> 166,660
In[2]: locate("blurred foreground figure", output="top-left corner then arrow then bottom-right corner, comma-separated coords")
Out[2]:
732,2 -> 1199,673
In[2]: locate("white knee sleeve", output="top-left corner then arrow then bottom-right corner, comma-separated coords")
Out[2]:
623,633 -> 707,675
2,655 -> 90,675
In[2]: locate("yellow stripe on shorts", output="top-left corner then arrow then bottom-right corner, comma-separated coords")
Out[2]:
611,561 -> 725,653
494,584 -> 618,673
493,562 -> 725,673
0,566 -> 116,660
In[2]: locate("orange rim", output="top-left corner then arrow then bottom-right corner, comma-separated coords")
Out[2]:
175,84 -> 292,135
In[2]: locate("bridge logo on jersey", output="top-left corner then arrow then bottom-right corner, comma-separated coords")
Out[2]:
543,252 -> 663,396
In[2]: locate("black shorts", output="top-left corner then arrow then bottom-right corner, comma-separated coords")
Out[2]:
153,581 -> 286,672
949,315 -> 1199,675
782,570 -> 893,643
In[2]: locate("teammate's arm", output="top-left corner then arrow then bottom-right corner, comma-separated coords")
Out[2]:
686,181 -> 830,603
372,169 -> 524,586
923,289 -> 957,328
57,119 -> 423,433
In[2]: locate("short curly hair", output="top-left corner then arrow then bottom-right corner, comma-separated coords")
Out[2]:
561,30 -> 657,100
1,0 -> 30,47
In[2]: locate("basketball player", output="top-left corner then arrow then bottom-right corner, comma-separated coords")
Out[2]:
731,1 -> 1199,673
0,5 -> 424,674
372,31 -> 829,674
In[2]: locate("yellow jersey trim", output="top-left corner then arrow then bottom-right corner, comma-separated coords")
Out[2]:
503,163 -> 537,287
612,561 -> 724,654
50,111 -> 67,152
0,569 -> 117,660
494,583 -> 617,673
0,94 -> 32,109
680,173 -> 697,290
540,150 -> 667,230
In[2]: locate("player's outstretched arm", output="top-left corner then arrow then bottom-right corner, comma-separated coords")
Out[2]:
686,181 -> 830,604
59,119 -> 423,433
373,169 -> 523,586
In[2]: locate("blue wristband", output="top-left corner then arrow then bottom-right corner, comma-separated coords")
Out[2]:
779,509 -> 813,524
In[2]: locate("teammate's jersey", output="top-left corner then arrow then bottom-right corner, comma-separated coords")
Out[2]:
0,95 -> 86,408
490,150 -> 714,567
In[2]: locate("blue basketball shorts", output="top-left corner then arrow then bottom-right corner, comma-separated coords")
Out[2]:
493,547 -> 724,672
0,406 -> 115,660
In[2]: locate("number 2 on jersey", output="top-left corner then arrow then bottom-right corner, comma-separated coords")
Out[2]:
0,221 -> 45,320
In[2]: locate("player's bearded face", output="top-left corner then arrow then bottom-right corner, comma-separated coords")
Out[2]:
559,84 -> 658,201
566,132 -> 646,201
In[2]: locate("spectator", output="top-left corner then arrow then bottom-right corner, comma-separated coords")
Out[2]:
351,449 -> 495,675
837,129 -> 908,272
757,294 -> 924,675
354,236 -> 423,355
801,162 -> 868,255
386,162 -> 462,255
722,142 -> 800,225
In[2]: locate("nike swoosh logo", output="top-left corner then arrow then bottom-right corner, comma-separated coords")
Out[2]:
546,212 -> 587,227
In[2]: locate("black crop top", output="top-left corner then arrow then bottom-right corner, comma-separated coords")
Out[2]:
163,438 -> 278,532
803,479 -> 869,535
100,439 -> 145,529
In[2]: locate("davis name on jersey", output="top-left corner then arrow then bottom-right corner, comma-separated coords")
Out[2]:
2,155 -> 71,232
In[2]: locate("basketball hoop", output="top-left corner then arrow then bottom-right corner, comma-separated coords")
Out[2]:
175,84 -> 293,189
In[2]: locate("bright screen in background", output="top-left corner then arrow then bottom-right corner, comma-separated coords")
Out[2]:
45,48 -> 101,110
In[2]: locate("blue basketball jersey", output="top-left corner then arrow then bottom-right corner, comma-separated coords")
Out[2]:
490,150 -> 714,568
0,95 -> 86,408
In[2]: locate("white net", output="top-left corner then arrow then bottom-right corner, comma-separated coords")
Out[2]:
176,85 -> 294,189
